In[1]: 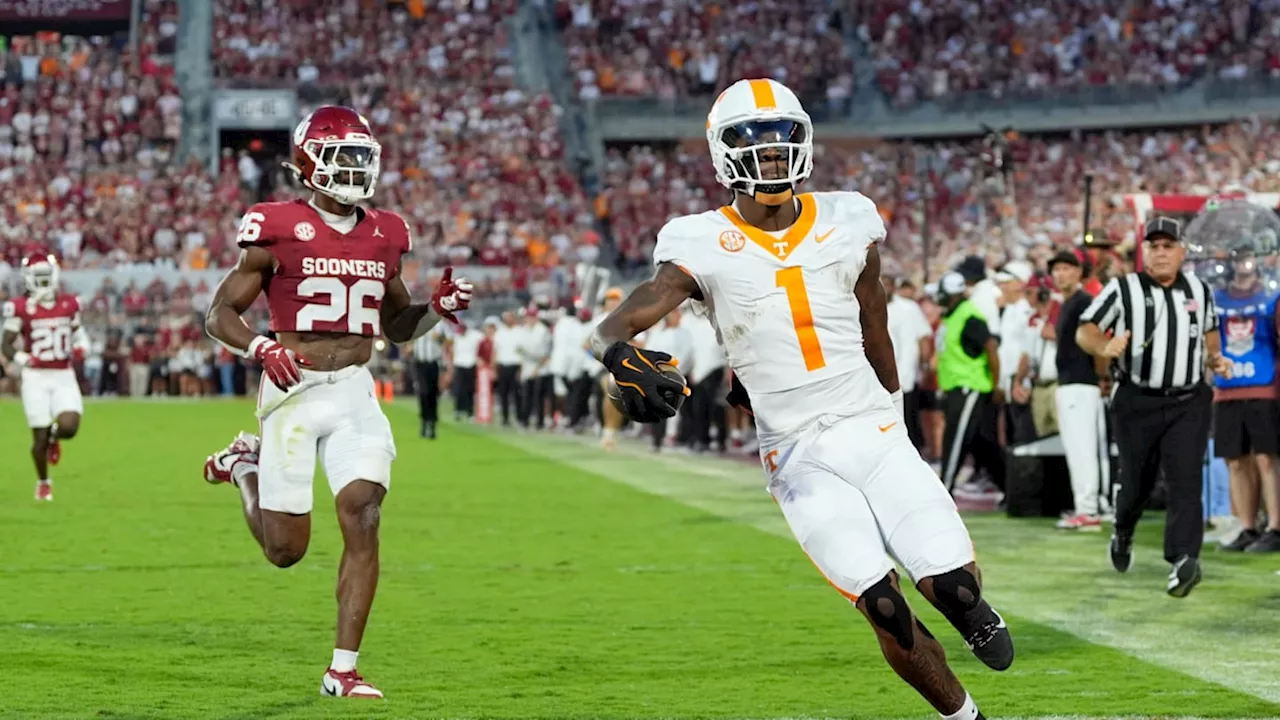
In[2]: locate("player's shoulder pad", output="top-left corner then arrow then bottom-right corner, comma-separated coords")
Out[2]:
62,293 -> 82,313
367,207 -> 414,254
653,210 -> 720,266
810,191 -> 886,244
237,200 -> 310,248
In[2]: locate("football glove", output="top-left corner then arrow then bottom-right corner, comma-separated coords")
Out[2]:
726,372 -> 753,417
431,267 -> 474,325
601,341 -> 687,423
249,335 -> 311,391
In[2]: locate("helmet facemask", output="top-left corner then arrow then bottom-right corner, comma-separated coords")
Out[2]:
24,262 -> 58,302
712,119 -> 813,206
300,137 -> 381,206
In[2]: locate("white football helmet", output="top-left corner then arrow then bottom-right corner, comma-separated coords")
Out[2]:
706,78 -> 814,206
21,253 -> 59,302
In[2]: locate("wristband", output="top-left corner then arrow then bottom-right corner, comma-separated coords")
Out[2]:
247,335 -> 272,358
890,388 -> 904,419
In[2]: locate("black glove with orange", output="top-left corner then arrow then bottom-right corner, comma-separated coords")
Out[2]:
601,341 -> 689,423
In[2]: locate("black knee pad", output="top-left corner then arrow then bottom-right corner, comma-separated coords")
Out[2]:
930,567 -> 981,619
861,576 -> 914,651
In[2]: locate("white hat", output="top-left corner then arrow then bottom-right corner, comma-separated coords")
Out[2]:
995,260 -> 1033,284
483,315 -> 500,326
939,272 -> 967,296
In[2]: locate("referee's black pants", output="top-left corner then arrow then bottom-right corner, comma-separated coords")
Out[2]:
940,388 -> 1005,491
416,361 -> 440,424
1111,383 -> 1212,563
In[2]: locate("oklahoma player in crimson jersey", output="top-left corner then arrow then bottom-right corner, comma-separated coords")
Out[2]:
201,106 -> 473,698
1,254 -> 89,502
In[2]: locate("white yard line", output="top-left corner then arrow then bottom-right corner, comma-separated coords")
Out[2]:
466,423 -> 1280,708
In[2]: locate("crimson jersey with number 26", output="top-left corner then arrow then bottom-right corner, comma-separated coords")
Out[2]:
236,200 -> 412,337
2,294 -> 82,370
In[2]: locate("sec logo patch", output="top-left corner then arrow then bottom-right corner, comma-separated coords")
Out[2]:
719,230 -> 746,253
294,222 -> 316,241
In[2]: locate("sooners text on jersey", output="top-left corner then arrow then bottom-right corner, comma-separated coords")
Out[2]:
236,200 -> 412,337
2,294 -> 81,370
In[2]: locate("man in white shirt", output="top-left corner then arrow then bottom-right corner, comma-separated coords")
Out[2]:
517,307 -> 554,430
549,304 -> 586,428
886,278 -> 933,452
644,306 -> 695,450
994,261 -> 1037,444
448,321 -> 485,422
492,311 -> 523,427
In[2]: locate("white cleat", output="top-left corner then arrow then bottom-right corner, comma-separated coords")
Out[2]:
320,668 -> 384,698
203,432 -> 260,486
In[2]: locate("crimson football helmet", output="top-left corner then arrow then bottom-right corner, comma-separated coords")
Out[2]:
21,253 -> 59,302
284,105 -> 381,207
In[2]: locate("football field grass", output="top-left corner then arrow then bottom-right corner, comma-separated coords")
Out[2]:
3,398 -> 1280,719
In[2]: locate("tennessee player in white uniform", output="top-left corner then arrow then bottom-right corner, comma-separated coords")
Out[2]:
587,79 -> 1012,720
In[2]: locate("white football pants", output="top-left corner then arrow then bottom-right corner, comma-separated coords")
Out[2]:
1055,383 -> 1111,516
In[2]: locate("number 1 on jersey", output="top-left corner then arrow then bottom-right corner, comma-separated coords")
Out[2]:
776,266 -> 826,371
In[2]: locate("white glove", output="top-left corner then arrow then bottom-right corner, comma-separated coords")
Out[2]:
890,389 -> 904,419
12,351 -> 30,368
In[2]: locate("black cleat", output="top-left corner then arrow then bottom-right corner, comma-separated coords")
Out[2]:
426,422 -> 437,440
1221,528 -> 1260,552
1167,555 -> 1201,598
1110,532 -> 1133,573
961,605 -> 1014,671
1245,529 -> 1280,553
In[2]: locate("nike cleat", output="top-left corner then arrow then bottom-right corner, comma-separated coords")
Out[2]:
1167,555 -> 1201,598
321,668 -> 383,698
962,606 -> 1014,671
203,432 -> 260,486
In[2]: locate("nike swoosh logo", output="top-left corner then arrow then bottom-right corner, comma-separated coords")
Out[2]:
621,358 -> 641,373
878,422 -> 897,433
815,228 -> 835,243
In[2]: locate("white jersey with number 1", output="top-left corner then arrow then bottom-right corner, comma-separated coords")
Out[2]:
652,191 -> 894,447
653,190 -> 974,601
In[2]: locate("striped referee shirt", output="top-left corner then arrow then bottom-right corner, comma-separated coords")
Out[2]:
1080,271 -> 1217,390
412,325 -> 447,363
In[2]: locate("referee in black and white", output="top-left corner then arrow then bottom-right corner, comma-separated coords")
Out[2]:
1076,216 -> 1233,597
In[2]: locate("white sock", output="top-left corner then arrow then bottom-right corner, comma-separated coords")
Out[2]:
941,693 -> 979,720
231,461 -> 257,487
38,478 -> 51,485
331,648 -> 358,673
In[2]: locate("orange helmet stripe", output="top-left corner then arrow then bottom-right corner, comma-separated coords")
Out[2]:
748,79 -> 777,109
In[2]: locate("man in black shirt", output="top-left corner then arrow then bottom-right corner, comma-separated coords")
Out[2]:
1050,250 -> 1111,531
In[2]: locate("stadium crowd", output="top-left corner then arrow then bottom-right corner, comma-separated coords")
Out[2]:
862,0 -> 1280,107
598,117 -> 1280,280
2,1 -> 1279,443
557,0 -> 854,110
5,0 -> 1280,294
